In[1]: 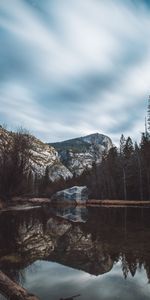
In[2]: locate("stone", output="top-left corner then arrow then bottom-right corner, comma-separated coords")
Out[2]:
51,206 -> 88,223
51,186 -> 88,204
50,133 -> 113,176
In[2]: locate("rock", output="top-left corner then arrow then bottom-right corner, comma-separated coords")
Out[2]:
49,133 -> 113,175
30,136 -> 73,181
51,186 -> 88,204
0,127 -> 73,183
0,127 -> 113,180
48,162 -> 72,181
51,206 -> 88,223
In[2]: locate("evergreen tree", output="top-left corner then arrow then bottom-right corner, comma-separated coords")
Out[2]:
135,142 -> 143,200
140,133 -> 150,199
119,135 -> 127,200
147,95 -> 150,133
105,147 -> 120,199
123,137 -> 134,159
120,134 -> 126,155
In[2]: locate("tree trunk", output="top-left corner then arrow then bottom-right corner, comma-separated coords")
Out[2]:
0,271 -> 39,300
123,168 -> 127,200
136,153 -> 143,200
147,171 -> 150,200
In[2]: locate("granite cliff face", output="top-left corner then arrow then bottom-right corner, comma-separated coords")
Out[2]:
0,126 -> 72,182
0,127 -> 113,181
49,133 -> 113,175
29,135 -> 72,181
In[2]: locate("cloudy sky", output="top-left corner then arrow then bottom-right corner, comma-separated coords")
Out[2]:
0,0 -> 150,144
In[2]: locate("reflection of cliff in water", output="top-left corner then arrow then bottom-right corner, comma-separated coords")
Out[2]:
0,206 -> 150,282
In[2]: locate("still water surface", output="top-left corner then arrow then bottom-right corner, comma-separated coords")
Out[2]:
0,205 -> 150,299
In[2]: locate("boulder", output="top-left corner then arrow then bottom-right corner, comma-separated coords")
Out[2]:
51,186 -> 88,205
50,206 -> 88,223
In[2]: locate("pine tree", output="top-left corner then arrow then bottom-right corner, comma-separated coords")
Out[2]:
135,142 -> 143,200
124,137 -> 135,199
123,137 -> 134,159
120,134 -> 126,155
140,132 -> 150,199
119,135 -> 127,200
147,95 -> 150,134
106,147 -> 120,199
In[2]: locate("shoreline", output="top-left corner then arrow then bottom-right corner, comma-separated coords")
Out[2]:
0,197 -> 150,211
87,199 -> 150,206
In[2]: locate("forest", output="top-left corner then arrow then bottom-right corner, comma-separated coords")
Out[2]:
0,100 -> 150,202
74,131 -> 150,200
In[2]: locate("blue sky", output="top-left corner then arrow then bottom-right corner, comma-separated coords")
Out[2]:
0,0 -> 150,144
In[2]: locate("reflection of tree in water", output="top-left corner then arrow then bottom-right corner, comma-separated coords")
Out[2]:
1,206 -> 150,284
119,254 -> 150,283
143,260 -> 150,283
0,207 -> 48,283
121,254 -> 138,279
0,208 -> 47,250
128,259 -> 138,278
121,255 -> 129,279
83,207 -> 150,281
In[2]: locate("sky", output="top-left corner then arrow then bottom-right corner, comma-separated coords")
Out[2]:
0,0 -> 150,144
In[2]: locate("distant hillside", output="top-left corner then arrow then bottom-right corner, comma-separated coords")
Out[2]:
0,128 -> 113,188
50,138 -> 91,153
48,133 -> 113,175
50,133 -> 112,152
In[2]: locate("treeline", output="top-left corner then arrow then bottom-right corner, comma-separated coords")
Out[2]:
66,132 -> 150,200
37,131 -> 150,201
0,128 -> 34,200
0,126 -> 70,200
0,127 -> 150,202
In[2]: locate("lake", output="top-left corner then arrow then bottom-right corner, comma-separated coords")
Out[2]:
0,205 -> 150,300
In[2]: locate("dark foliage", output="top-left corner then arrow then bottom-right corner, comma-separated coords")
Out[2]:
37,130 -> 150,201
0,128 -> 33,201
1,129 -> 150,201
0,100 -> 150,202
72,132 -> 150,200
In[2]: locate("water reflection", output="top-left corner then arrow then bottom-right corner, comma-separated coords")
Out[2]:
0,206 -> 150,299
50,206 -> 88,223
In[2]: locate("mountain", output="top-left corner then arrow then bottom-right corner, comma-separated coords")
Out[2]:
49,133 -> 113,175
0,126 -> 72,182
0,128 -> 113,181
28,135 -> 73,181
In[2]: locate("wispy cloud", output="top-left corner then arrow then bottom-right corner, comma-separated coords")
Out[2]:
0,0 -> 150,144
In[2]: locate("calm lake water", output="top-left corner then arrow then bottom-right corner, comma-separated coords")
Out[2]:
0,205 -> 150,300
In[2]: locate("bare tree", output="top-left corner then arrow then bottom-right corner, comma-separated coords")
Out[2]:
0,127 -> 33,200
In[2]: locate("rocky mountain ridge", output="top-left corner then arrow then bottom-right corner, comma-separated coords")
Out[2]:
49,133 -> 113,175
0,126 -> 72,182
0,127 -> 113,181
